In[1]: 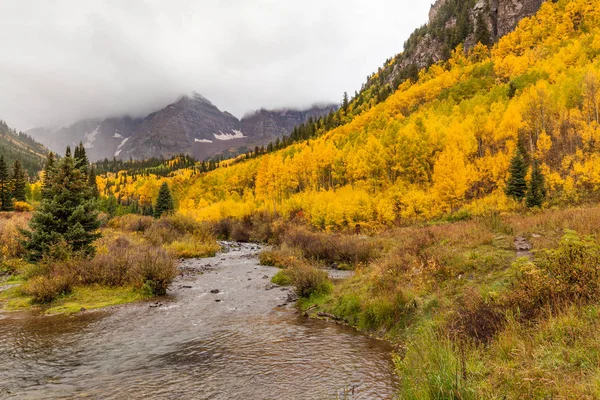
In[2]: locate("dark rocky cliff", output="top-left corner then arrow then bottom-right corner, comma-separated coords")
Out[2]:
363,0 -> 545,100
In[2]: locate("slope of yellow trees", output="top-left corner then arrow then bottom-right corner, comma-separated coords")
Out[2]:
100,0 -> 600,230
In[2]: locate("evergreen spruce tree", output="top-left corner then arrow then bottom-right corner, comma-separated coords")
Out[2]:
11,160 -> 27,202
88,165 -> 99,198
475,13 -> 492,46
342,91 -> 349,113
22,147 -> 101,261
41,152 -> 56,200
154,182 -> 174,218
505,148 -> 528,201
0,156 -> 13,211
75,141 -> 89,174
526,160 -> 546,208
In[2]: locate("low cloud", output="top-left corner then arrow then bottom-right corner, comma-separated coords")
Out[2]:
0,0 -> 430,130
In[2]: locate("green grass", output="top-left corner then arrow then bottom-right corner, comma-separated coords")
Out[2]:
0,284 -> 150,314
271,270 -> 292,286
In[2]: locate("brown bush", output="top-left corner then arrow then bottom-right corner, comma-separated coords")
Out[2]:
0,212 -> 29,259
448,288 -> 505,343
287,263 -> 332,298
504,231 -> 600,321
210,213 -> 278,243
129,247 -> 176,296
108,214 -> 154,232
78,237 -> 177,295
282,227 -> 382,267
143,214 -> 209,246
258,249 -> 303,269
230,218 -> 252,242
22,274 -> 73,304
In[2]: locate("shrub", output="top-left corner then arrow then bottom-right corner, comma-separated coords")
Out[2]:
22,274 -> 72,303
287,263 -> 332,298
108,214 -> 154,232
258,249 -> 301,268
80,237 -> 132,286
143,214 -> 212,247
282,227 -> 382,267
271,270 -> 292,286
230,218 -> 252,242
0,213 -> 28,259
164,233 -> 220,258
211,218 -> 232,239
505,231 -> 600,321
448,288 -> 504,343
129,247 -> 176,296
13,201 -> 33,212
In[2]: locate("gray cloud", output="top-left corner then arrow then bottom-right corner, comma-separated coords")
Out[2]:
0,0 -> 430,130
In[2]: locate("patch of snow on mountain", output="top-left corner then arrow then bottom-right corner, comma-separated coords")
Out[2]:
195,138 -> 213,143
83,125 -> 100,149
113,130 -> 123,138
213,130 -> 245,141
114,137 -> 130,157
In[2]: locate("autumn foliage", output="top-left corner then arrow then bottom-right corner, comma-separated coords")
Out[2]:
100,0 -> 600,231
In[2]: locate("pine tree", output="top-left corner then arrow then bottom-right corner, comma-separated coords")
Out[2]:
505,148 -> 528,201
41,152 -> 56,200
526,160 -> 546,208
12,160 -> 27,202
0,156 -> 13,211
342,91 -> 349,113
88,165 -> 99,198
75,141 -> 89,174
475,13 -> 492,46
22,147 -> 101,261
154,182 -> 174,218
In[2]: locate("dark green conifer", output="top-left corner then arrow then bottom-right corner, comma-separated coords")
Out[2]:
22,147 -> 100,261
154,182 -> 174,218
475,13 -> 492,46
41,152 -> 56,200
0,156 -> 13,211
526,160 -> 546,208
75,141 -> 89,174
88,165 -> 99,198
11,160 -> 27,202
506,148 -> 528,201
342,91 -> 349,113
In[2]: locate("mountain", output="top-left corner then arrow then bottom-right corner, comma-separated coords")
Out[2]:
241,105 -> 338,143
28,117 -> 142,162
0,120 -> 48,177
28,94 -> 337,161
354,0 -> 543,107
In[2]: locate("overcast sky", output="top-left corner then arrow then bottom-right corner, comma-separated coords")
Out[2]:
0,0 -> 431,130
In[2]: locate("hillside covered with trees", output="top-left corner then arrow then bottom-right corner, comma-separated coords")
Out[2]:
0,120 -> 48,178
99,0 -> 600,230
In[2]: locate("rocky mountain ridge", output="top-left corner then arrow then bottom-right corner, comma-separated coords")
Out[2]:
362,0 -> 545,99
28,95 -> 337,162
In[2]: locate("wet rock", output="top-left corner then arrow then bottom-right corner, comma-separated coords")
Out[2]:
262,275 -> 269,279
286,292 -> 299,302
181,285 -> 193,289
215,299 -> 222,302
149,303 -> 162,308
210,289 -> 220,294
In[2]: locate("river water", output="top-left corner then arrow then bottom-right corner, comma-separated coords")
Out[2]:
0,243 -> 398,399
